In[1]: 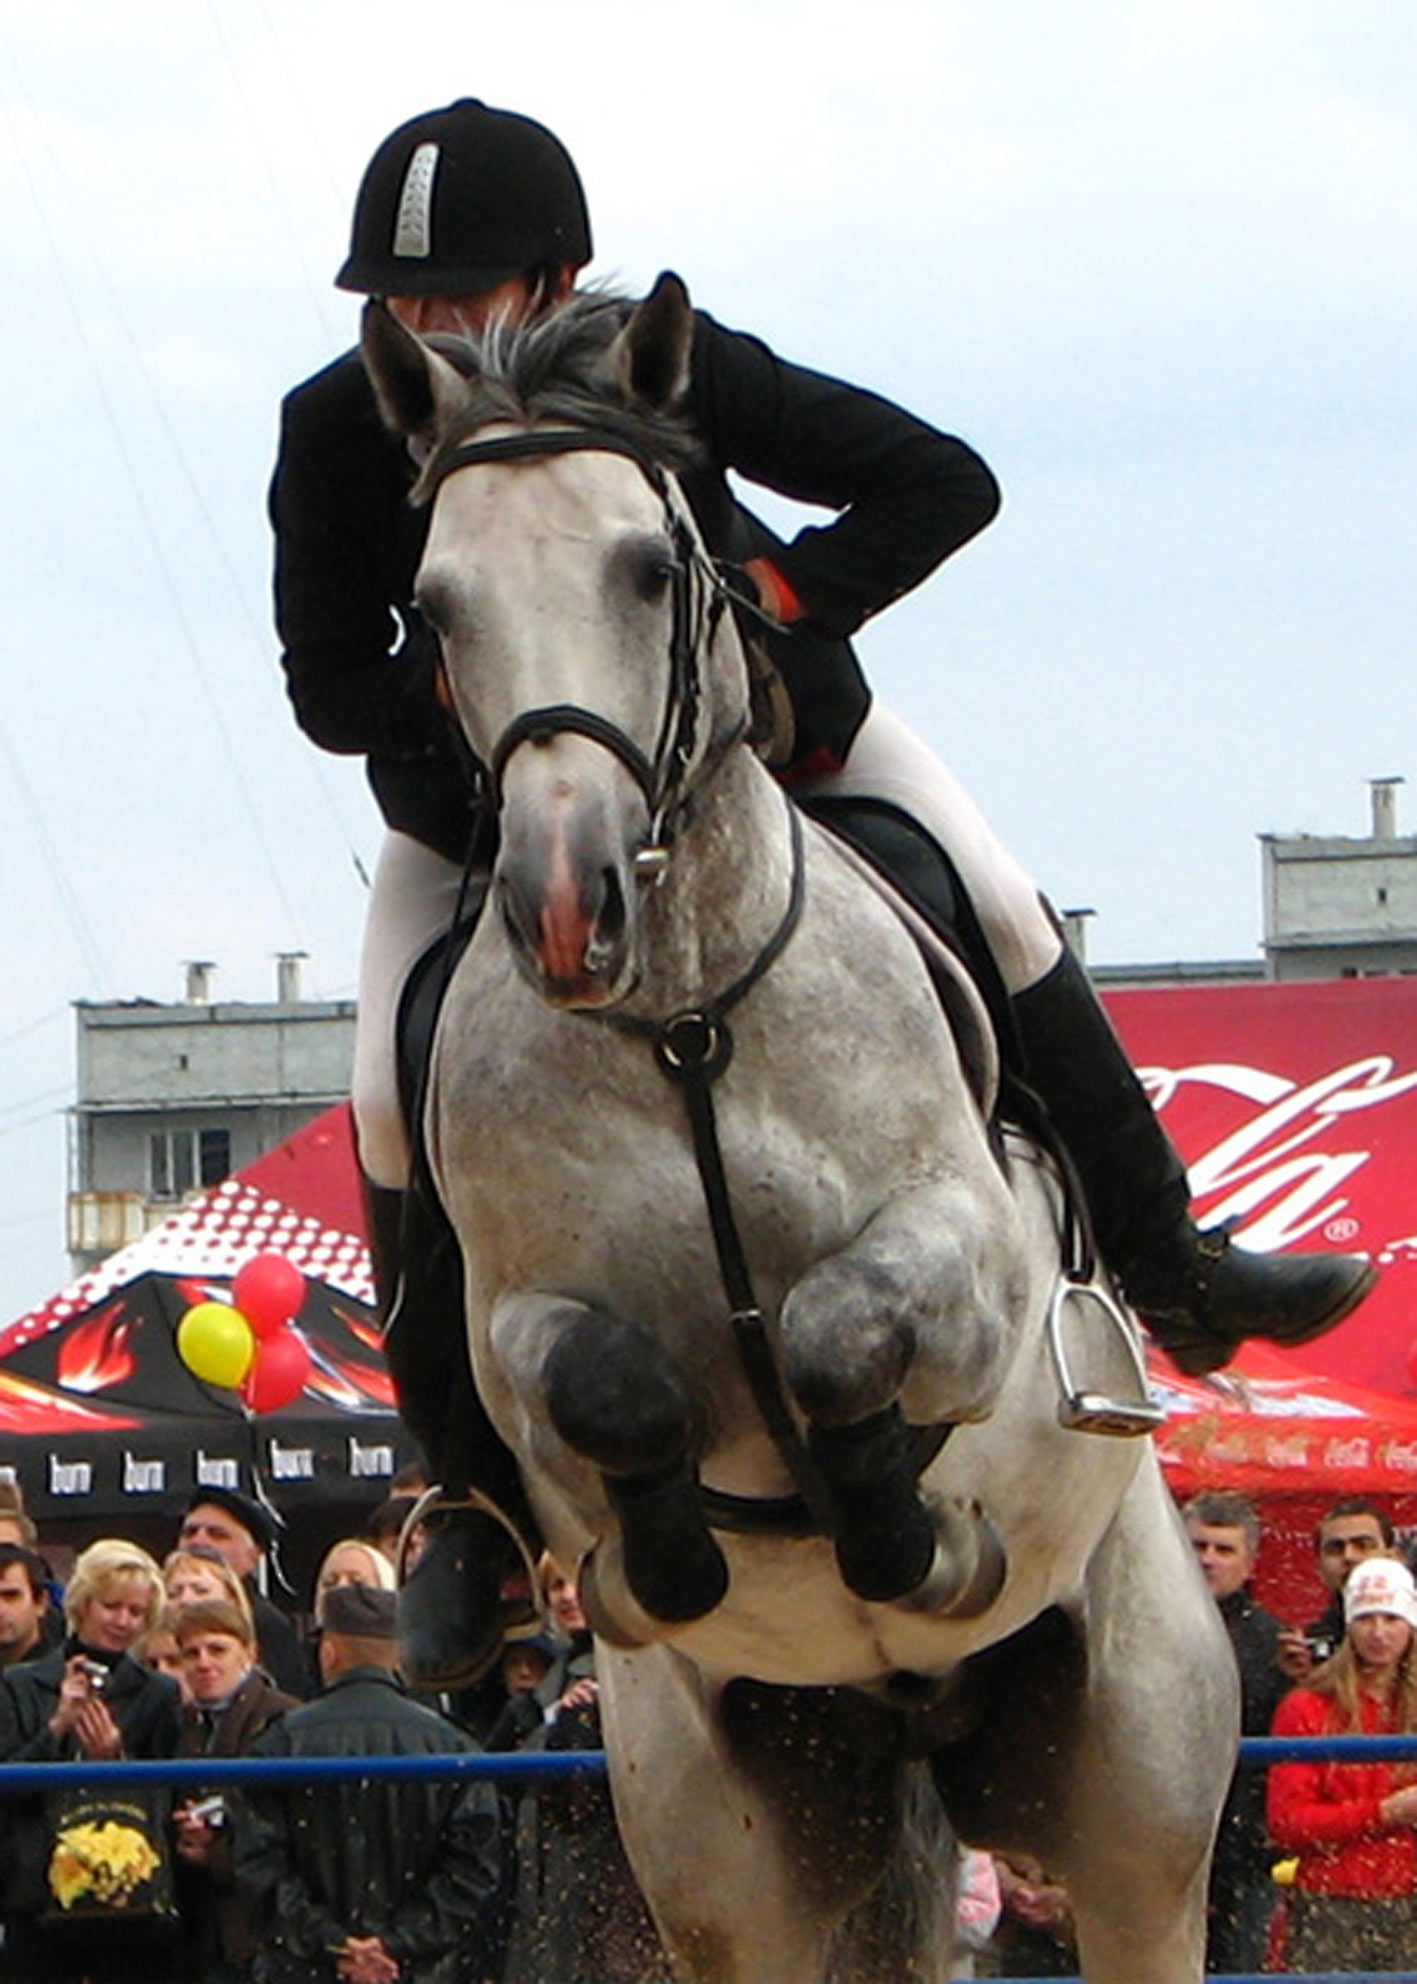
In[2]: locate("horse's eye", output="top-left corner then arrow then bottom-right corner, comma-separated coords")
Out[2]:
632,547 -> 677,603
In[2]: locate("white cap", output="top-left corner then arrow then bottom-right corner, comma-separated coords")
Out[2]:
1344,1556 -> 1417,1629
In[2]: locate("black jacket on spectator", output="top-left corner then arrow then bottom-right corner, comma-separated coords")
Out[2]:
271,303 -> 1000,863
235,1664 -> 500,1984
174,1667 -> 297,1983
1208,1586 -> 1287,1969
0,1642 -> 182,1918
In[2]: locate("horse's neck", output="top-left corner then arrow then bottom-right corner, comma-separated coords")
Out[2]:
635,749 -> 796,1012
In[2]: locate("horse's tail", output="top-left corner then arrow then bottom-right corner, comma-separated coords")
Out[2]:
824,1760 -> 958,1984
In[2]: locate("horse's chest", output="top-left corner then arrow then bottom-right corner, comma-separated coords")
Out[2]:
435,963 -> 958,1300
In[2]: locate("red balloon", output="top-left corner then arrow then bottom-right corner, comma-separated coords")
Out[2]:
241,1328 -> 312,1414
233,1253 -> 307,1338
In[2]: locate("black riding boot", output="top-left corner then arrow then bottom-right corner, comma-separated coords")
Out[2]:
365,1179 -> 541,1687
1011,951 -> 1376,1375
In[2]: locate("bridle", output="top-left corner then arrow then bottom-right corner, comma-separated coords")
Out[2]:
425,422 -> 843,1532
423,424 -> 738,872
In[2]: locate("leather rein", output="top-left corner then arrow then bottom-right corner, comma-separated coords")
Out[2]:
427,426 -> 839,1534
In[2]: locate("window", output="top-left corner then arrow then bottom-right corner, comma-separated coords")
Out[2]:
149,1127 -> 231,1200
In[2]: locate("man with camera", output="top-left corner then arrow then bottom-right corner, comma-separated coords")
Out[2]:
1276,1496 -> 1396,1684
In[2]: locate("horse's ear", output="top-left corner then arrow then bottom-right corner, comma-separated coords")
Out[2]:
360,299 -> 467,453
610,271 -> 694,412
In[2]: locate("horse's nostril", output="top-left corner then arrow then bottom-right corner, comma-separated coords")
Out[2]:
584,868 -> 627,975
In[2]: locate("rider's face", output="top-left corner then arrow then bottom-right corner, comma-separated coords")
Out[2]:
386,266 -> 577,340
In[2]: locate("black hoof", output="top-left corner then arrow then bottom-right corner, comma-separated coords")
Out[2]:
810,1408 -> 938,1604
610,1460 -> 729,1623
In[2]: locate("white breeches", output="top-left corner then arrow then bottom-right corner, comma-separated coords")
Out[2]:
351,700 -> 1062,1189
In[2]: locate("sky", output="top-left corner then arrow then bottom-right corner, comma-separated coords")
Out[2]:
0,0 -> 1413,1324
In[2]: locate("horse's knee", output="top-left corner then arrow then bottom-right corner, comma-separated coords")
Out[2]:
544,1306 -> 696,1474
781,1265 -> 914,1427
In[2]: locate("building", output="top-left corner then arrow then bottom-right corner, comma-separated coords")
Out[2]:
67,954 -> 355,1277
1086,777 -> 1417,991
1262,776 -> 1417,981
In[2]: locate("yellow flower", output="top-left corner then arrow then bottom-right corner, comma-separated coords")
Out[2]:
49,1820 -> 160,1910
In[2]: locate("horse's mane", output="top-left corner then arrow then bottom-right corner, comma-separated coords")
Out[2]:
413,286 -> 702,503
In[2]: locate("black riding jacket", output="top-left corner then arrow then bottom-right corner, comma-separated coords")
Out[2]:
270,297 -> 1000,863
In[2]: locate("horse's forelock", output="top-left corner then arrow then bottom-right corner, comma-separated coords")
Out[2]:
413,289 -> 700,503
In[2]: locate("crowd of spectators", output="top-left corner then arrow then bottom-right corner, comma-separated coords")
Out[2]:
2,1476 -> 1416,1981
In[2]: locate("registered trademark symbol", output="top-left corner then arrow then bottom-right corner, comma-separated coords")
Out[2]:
1325,1216 -> 1360,1244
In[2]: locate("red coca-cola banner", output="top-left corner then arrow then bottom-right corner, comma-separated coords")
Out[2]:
1104,978 -> 1417,1400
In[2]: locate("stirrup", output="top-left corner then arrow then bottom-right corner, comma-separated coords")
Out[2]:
398,1484 -> 547,1641
1047,1274 -> 1166,1438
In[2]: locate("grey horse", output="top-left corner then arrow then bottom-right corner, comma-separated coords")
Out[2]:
362,277 -> 1236,1984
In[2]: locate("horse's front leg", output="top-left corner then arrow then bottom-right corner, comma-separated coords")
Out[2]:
780,1178 -> 1026,1614
490,1292 -> 727,1634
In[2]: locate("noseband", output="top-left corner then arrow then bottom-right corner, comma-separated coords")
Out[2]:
423,425 -> 734,869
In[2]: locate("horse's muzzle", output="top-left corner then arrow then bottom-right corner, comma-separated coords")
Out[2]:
497,831 -> 636,1009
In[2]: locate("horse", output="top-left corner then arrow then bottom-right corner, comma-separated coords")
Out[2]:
361,276 -> 1237,1984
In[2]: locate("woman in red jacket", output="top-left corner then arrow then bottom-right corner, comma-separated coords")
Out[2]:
1268,1554 -> 1417,1970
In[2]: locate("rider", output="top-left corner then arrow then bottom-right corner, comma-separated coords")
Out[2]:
271,98 -> 1375,1687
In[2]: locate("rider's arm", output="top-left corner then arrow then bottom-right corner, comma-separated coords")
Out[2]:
270,352 -> 449,763
687,309 -> 1001,639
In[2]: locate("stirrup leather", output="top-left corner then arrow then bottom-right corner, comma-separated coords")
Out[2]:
1047,1274 -> 1166,1438
398,1484 -> 547,1640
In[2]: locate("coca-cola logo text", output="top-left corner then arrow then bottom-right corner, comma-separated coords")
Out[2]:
1139,1055 -> 1417,1251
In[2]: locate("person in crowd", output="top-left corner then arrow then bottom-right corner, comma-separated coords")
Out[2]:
986,1853 -> 1076,1977
499,1558 -> 663,1984
365,1494 -> 421,1570
1268,1554 -> 1417,1970
138,1605 -> 192,1699
235,1582 -> 501,1984
164,1547 -> 258,1634
0,1538 -> 182,1984
1277,1496 -> 1396,1684
951,1848 -> 1002,1980
312,1536 -> 397,1617
176,1490 -> 306,1697
273,95 -> 1373,1690
0,1481 -> 38,1548
1183,1488 -> 1288,1973
0,1541 -> 57,1668
171,1598 -> 298,1984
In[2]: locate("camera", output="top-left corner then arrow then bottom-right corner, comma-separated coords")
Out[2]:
77,1659 -> 108,1692
1306,1632 -> 1336,1664
186,1795 -> 227,1827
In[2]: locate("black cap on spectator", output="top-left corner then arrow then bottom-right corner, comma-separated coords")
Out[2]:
183,1486 -> 280,1554
322,1583 -> 398,1640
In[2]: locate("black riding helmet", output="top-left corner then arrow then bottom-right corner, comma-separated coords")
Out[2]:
336,98 -> 593,298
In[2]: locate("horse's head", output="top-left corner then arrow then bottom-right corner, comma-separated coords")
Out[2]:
362,275 -> 751,1010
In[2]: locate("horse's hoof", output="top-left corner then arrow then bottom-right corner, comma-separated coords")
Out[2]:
898,1497 -> 1007,1621
578,1535 -> 727,1649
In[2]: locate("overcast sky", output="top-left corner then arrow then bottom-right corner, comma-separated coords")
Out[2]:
1,0 -> 1413,1323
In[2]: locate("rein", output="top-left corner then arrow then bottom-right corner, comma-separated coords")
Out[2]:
596,803 -> 838,1533
427,422 -> 837,1531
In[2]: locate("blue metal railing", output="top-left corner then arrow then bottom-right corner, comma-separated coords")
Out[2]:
2,1734 -> 1415,1980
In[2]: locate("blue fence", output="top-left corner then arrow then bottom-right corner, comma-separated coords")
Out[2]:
1,1734 -> 1414,1981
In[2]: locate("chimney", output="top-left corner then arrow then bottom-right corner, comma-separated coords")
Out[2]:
1370,777 -> 1404,841
276,951 -> 307,1004
1060,907 -> 1095,964
184,960 -> 216,1005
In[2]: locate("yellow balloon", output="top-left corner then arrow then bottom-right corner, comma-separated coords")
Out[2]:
178,1301 -> 256,1389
